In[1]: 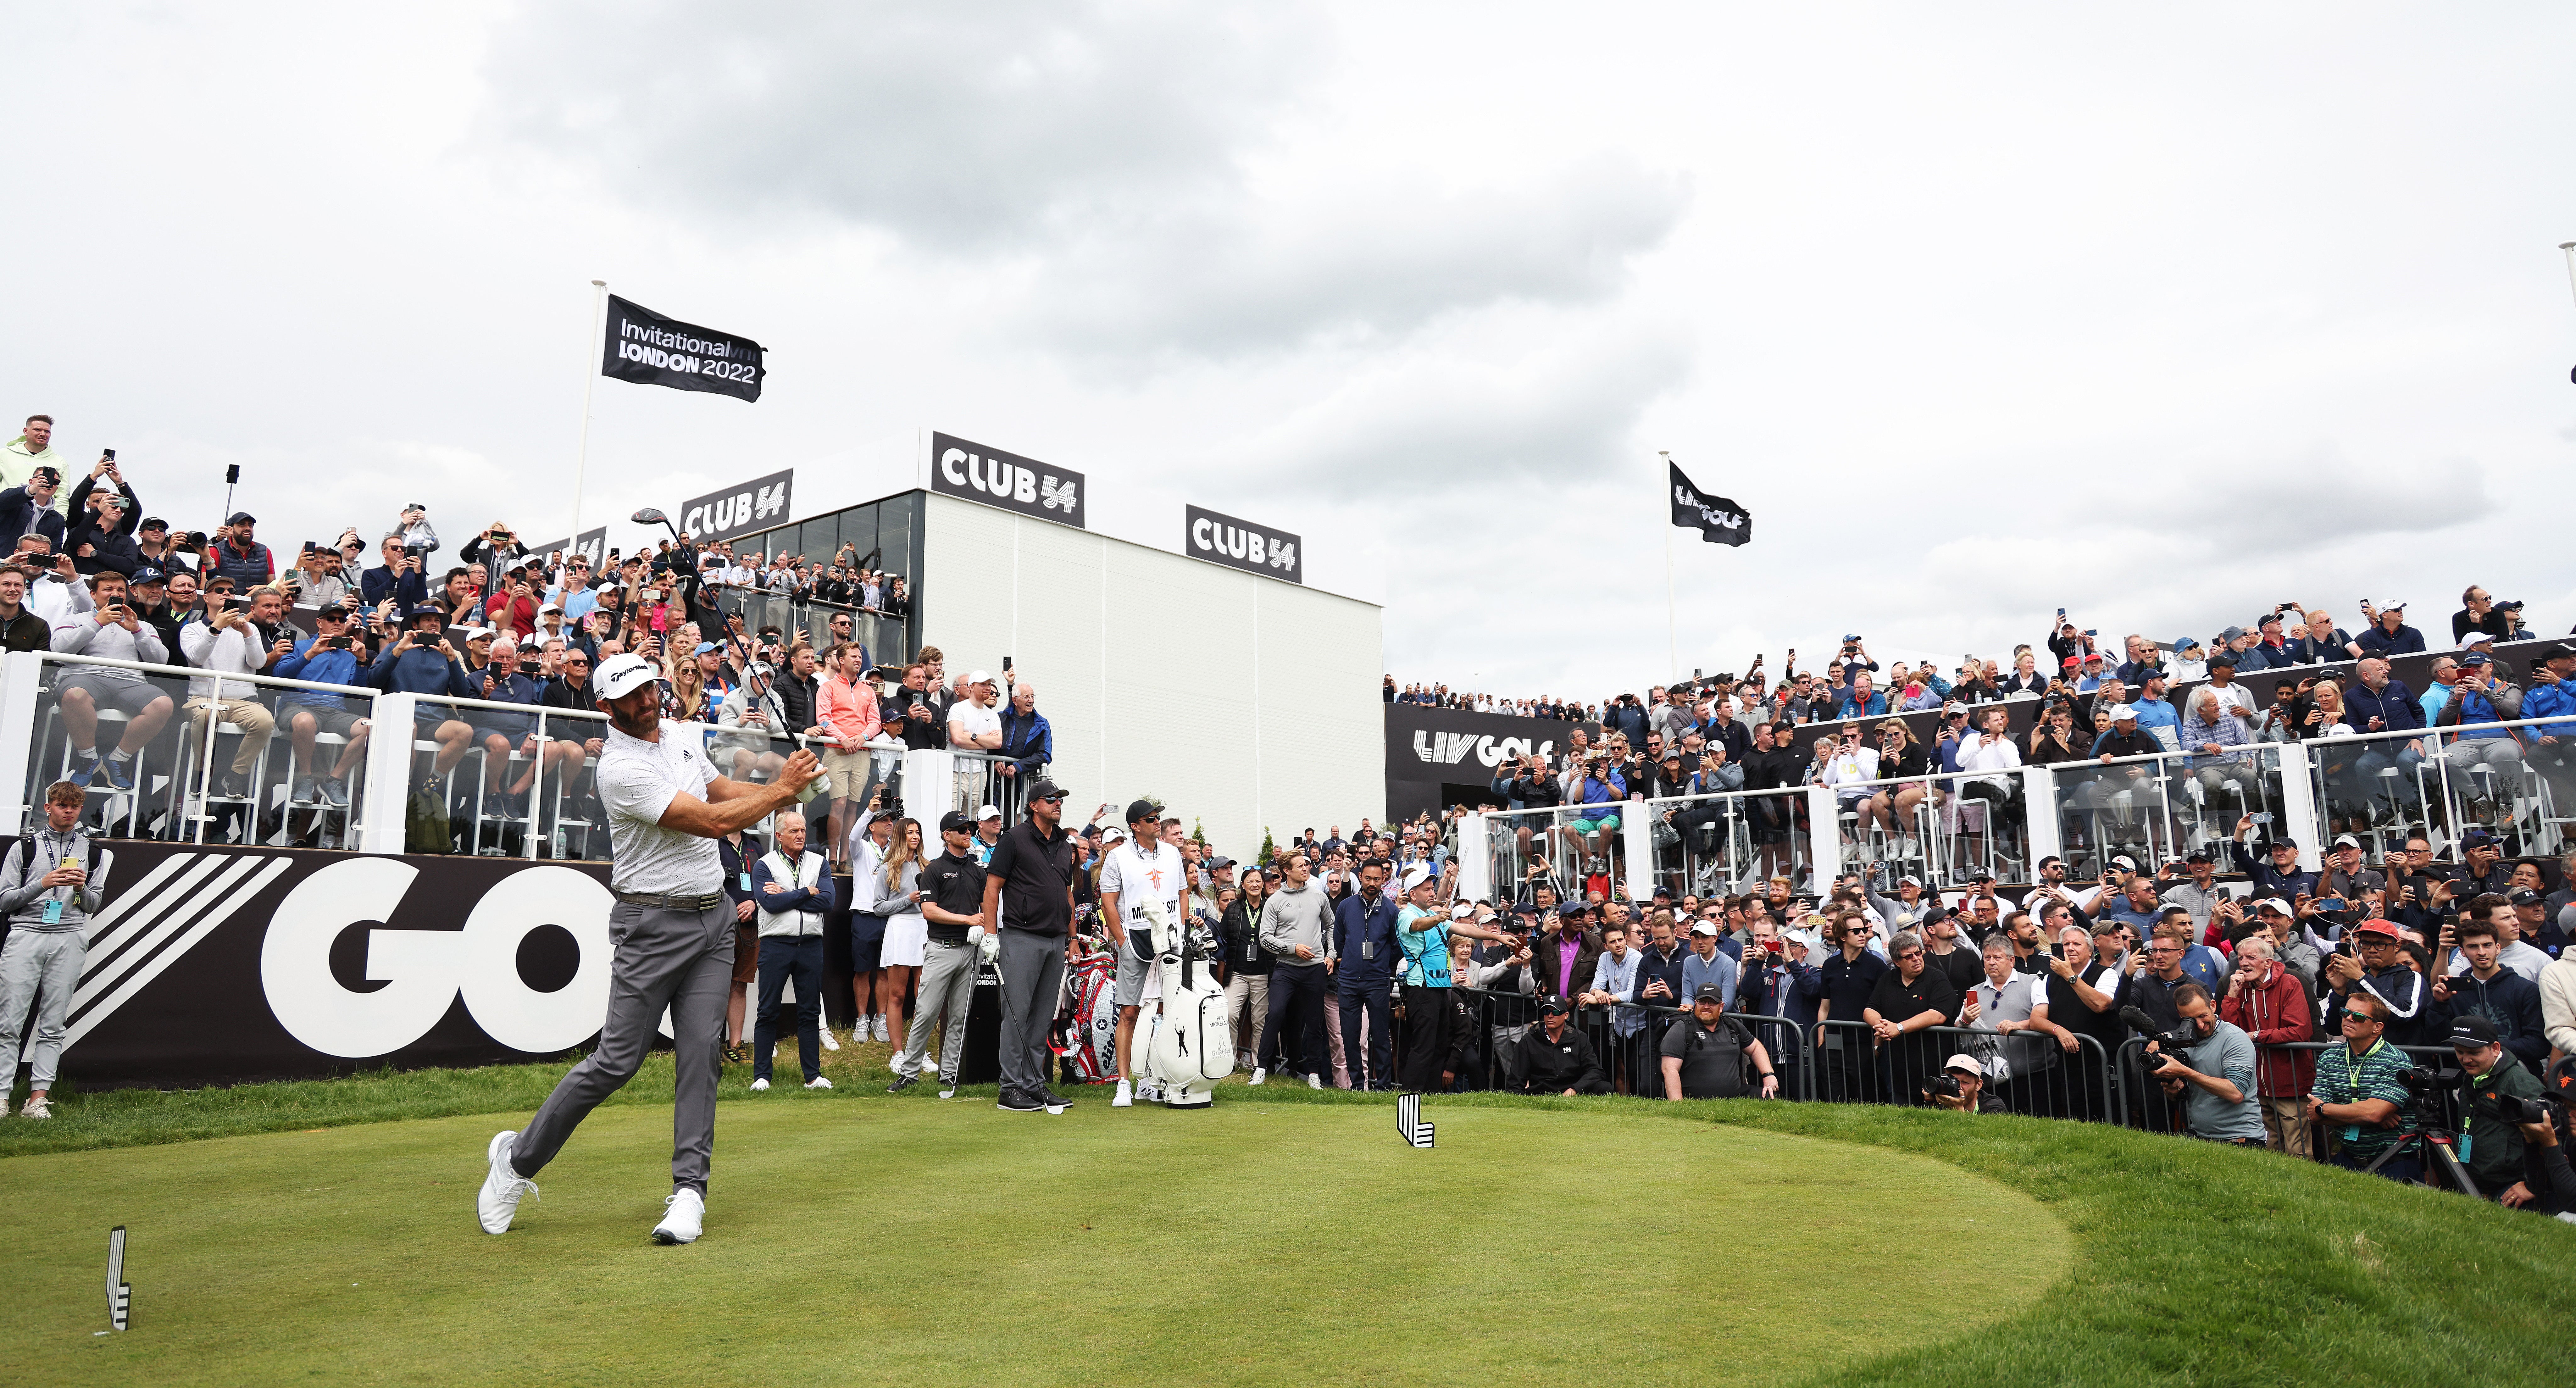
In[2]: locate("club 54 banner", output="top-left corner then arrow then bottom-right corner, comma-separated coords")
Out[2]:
601,294 -> 765,402
1185,504 -> 1300,584
54,843 -> 621,1087
930,431 -> 1085,529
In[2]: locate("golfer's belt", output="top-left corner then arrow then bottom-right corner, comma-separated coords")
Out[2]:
613,889 -> 728,911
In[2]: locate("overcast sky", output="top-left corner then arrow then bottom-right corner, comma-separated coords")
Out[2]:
11,4 -> 2574,699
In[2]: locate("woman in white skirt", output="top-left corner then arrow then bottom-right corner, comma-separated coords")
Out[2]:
867,817 -> 929,1056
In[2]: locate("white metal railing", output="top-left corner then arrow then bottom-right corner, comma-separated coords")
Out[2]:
2289,713 -> 2571,863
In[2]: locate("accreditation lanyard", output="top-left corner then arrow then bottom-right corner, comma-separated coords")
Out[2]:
2334,1039 -> 2384,1142
36,836 -> 73,922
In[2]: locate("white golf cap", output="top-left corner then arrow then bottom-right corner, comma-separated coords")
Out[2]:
1401,865 -> 1435,893
968,669 -> 994,685
593,652 -> 661,702
978,804 -> 1001,821
1448,902 -> 1475,920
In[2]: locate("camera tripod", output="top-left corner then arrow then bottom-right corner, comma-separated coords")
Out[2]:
2359,1121 -> 2480,1197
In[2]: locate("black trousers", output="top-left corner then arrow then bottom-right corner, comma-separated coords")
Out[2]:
753,934 -> 824,1083
1264,963 -> 1329,1079
1401,984 -> 1453,1091
1337,981 -> 1394,1090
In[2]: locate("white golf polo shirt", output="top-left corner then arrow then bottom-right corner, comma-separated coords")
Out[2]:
597,722 -> 723,896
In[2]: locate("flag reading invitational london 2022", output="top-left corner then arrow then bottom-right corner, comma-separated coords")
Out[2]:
600,295 -> 765,402
1668,459 -> 1751,546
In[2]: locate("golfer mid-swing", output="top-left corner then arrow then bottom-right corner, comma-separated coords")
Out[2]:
479,652 -> 821,1244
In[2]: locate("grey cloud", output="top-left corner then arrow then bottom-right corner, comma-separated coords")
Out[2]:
1025,159 -> 1691,361
482,1 -> 1326,250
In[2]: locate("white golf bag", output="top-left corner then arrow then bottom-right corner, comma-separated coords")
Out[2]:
1130,895 -> 1235,1108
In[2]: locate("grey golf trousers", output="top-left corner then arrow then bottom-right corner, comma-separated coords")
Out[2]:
894,937 -> 979,1083
512,899 -> 732,1194
996,929 -> 1066,1106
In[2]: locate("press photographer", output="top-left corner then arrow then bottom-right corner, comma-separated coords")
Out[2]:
2129,985 -> 2266,1146
2446,1016 -> 2548,1208
1923,1053 -> 2004,1113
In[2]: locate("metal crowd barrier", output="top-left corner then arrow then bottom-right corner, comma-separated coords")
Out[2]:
1812,1017 -> 2112,1120
1805,764 -> 2036,891
2291,716 -> 2573,865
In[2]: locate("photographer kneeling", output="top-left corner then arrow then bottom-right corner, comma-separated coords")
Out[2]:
1926,1054 -> 2005,1113
2137,984 -> 2267,1146
2447,1016 -> 2549,1208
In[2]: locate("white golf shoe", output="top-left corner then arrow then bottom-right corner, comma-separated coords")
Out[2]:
805,1076 -> 833,1090
652,1187 -> 705,1245
476,1130 -> 538,1234
1112,1080 -> 1134,1107
1248,1068 -> 1266,1086
750,1078 -> 769,1092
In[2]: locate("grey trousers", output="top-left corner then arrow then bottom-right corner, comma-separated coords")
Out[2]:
895,938 -> 979,1082
0,929 -> 85,1087
996,929 -> 1066,1106
512,900 -> 731,1194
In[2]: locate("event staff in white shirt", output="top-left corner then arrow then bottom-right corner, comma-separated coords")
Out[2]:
478,652 -> 820,1246
1101,798 -> 1186,1107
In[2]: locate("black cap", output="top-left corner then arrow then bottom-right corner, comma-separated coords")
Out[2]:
2446,1015 -> 2499,1050
408,602 -> 447,621
129,565 -> 165,586
2508,887 -> 2543,907
1539,997 -> 1571,1016
316,603 -> 349,620
1125,798 -> 1159,827
1027,779 -> 1067,803
939,810 -> 974,834
227,511 -> 256,525
2184,848 -> 2212,863
2206,651 -> 2240,669
1692,983 -> 1727,1004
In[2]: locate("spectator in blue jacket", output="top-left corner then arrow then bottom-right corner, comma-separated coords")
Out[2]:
2523,645 -> 2576,808
2227,816 -> 2318,902
1735,919 -> 1823,1098
2345,657 -> 2428,819
2355,604 -> 2427,659
370,602 -> 480,780
1835,672 -> 1888,720
360,535 -> 430,614
271,602 -> 375,814
1333,868 -> 1406,1091
1557,756 -> 1626,869
998,678 -> 1053,786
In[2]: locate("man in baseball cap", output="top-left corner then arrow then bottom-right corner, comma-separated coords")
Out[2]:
1660,982 -> 1778,1101
2445,1013 -> 2550,1202
1102,798 -> 1183,1106
477,647 -> 820,1246
888,808 -> 992,1098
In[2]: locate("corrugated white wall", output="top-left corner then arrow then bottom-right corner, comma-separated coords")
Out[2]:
919,492 -> 1382,859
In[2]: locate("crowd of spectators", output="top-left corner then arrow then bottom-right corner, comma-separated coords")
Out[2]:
0,412 -> 1057,858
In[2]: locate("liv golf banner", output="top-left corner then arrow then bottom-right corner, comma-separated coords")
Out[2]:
930,431 -> 1085,529
602,295 -> 765,402
1668,459 -> 1751,547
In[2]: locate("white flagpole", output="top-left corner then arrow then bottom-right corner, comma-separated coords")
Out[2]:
568,279 -> 607,548
1660,450 -> 1678,679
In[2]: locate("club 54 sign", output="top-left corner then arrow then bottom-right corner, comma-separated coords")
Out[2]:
931,431 -> 1085,529
1185,504 -> 1300,584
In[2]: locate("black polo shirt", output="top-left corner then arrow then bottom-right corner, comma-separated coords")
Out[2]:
1866,965 -> 1960,1027
986,819 -> 1075,937
917,849 -> 988,947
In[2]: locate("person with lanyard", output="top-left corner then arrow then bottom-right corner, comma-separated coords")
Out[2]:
1331,860 -> 1405,1092
748,814 -> 837,1093
889,811 -> 988,1099
1396,881 -> 1510,1093
2305,991 -> 2419,1181
1220,865 -> 1274,1075
983,779 -> 1080,1114
477,652 -> 821,1245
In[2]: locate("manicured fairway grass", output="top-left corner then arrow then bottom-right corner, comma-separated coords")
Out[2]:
7,1038 -> 2575,1386
3,1098 -> 2060,1387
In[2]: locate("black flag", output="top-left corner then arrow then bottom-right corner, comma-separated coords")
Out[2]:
601,295 -> 764,402
1668,460 -> 1750,547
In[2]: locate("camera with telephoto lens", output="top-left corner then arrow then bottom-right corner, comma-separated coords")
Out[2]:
1921,1073 -> 1964,1100
2480,1088 -> 2551,1126
2120,1006 -> 2201,1065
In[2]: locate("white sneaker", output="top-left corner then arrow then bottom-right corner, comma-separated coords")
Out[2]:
476,1130 -> 538,1235
652,1187 -> 705,1245
1306,1073 -> 1323,1090
871,1015 -> 889,1043
819,1028 -> 840,1052
805,1076 -> 833,1090
20,1094 -> 51,1120
1248,1068 -> 1267,1086
1113,1080 -> 1134,1108
750,1078 -> 770,1092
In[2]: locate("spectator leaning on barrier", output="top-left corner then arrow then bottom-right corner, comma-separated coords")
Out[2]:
0,781 -> 109,1119
1865,930 -> 1959,1105
2217,936 -> 2315,1157
1663,983 -> 1778,1100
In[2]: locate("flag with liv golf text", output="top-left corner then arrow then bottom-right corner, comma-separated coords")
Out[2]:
1668,460 -> 1750,547
601,295 -> 764,402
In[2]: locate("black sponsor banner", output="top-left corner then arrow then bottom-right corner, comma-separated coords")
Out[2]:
1384,704 -> 1579,789
1669,460 -> 1751,547
1185,504 -> 1301,583
679,468 -> 794,544
600,294 -> 764,402
523,526 -> 609,571
52,843 -> 620,1088
930,431 -> 1085,529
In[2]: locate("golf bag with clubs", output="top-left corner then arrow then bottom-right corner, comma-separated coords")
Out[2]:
1127,894 -> 1235,1109
1052,933 -> 1119,1085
